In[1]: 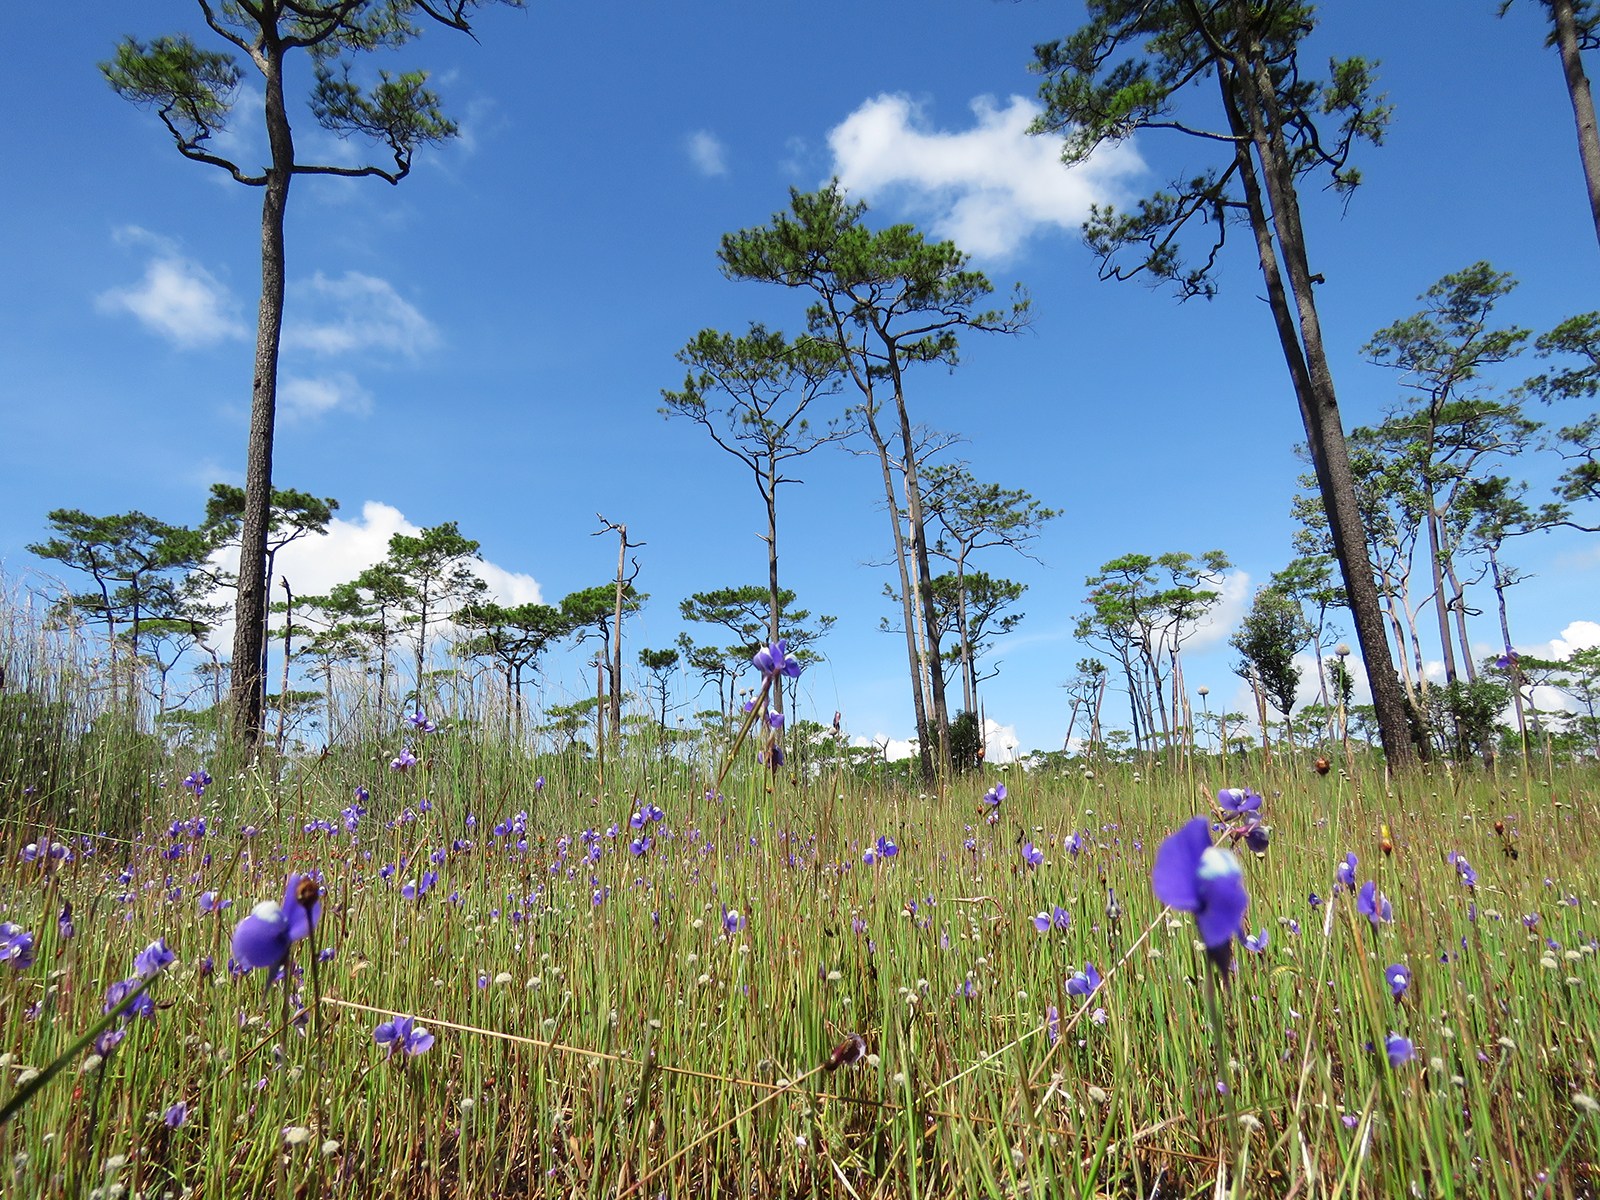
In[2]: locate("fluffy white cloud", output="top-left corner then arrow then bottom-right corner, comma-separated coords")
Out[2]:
826,93 -> 1144,258
1519,620 -> 1600,663
852,733 -> 918,762
202,500 -> 541,651
686,130 -> 729,176
1177,570 -> 1253,654
95,228 -> 247,348
983,718 -> 1022,763
279,372 -> 372,422
281,272 -> 439,357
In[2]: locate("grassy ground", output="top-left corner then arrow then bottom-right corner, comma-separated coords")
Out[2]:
0,713 -> 1596,1200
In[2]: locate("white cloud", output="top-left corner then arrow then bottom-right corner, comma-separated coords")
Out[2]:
1518,620 -> 1600,663
983,717 -> 1022,763
95,227 -> 247,348
202,500 -> 541,651
281,272 -> 439,357
686,130 -> 729,176
826,93 -> 1144,259
1182,570 -> 1253,654
852,734 -> 918,762
279,372 -> 372,422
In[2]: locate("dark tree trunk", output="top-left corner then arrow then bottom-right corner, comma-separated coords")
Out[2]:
863,402 -> 934,781
230,43 -> 292,753
1553,0 -> 1600,250
1221,17 -> 1418,768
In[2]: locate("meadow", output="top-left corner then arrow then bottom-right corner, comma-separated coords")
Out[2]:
1,609 -> 1598,1200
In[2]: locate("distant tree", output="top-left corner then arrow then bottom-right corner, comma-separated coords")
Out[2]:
1502,1 -> 1600,248
28,509 -> 213,706
1361,263 -> 1541,685
661,323 -> 845,718
202,482 -> 337,703
376,523 -> 487,702
458,601 -> 570,734
1270,554 -> 1345,730
921,464 -> 1058,714
882,571 -> 1027,696
638,647 -> 680,739
101,0 -> 518,750
1521,311 -> 1600,526
719,183 -> 1029,779
1230,587 -> 1313,754
1029,1 -> 1416,767
560,583 -> 645,744
1075,551 -> 1230,756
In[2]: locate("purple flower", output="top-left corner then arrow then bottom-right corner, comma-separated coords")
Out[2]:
1356,880 -> 1393,927
406,711 -> 438,734
1046,1005 -> 1060,1045
164,1101 -> 190,1128
721,906 -> 746,934
230,874 -> 322,972
1022,841 -> 1044,868
1151,816 -> 1249,968
535,775 -> 545,792
57,903 -> 74,940
0,924 -> 35,971
374,1014 -> 435,1058
1449,853 -> 1477,889
94,1027 -> 127,1056
1336,853 -> 1358,890
135,938 -> 176,978
1386,963 -> 1411,998
1308,892 -> 1322,911
629,836 -> 652,857
1217,788 -> 1262,816
390,746 -> 417,771
767,711 -> 785,729
1242,928 -> 1270,954
875,836 -> 898,859
1063,831 -> 1082,856
752,640 -> 802,679
761,745 -> 786,769
1385,1032 -> 1415,1067
1244,825 -> 1271,854
198,891 -> 232,915
982,784 -> 1006,808
1066,962 -> 1102,997
104,977 -> 153,1022
1523,913 -> 1540,930
183,769 -> 212,796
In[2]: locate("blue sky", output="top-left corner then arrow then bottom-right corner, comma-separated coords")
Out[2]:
2,1 -> 1596,755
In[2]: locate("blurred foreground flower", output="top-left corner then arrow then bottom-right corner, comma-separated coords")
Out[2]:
1151,817 -> 1248,972
231,874 -> 322,973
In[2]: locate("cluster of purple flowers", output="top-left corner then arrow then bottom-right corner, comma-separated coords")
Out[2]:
20,841 -> 71,864
1216,788 -> 1271,854
0,924 -> 35,970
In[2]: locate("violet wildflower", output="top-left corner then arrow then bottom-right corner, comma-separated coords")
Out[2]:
94,1027 -> 127,1056
374,1014 -> 435,1058
0,924 -> 35,970
629,835 -> 652,857
875,836 -> 898,859
1151,816 -> 1249,971
1308,892 -> 1322,911
1022,841 -> 1044,868
406,711 -> 438,733
1523,913 -> 1540,930
1356,880 -> 1393,927
1242,928 -> 1270,954
230,874 -> 322,972
1385,1032 -> 1415,1067
1336,853 -> 1357,891
1063,831 -> 1082,856
1066,962 -> 1102,997
767,711 -> 785,729
183,769 -> 212,797
198,891 -> 232,915
1244,824 -> 1271,854
1217,788 -> 1262,816
1046,1005 -> 1060,1045
1386,963 -> 1411,999
721,906 -> 746,934
104,977 -> 154,1022
982,784 -> 1006,808
134,938 -> 176,978
535,775 -> 545,792
164,1101 -> 189,1128
58,903 -> 74,940
390,746 -> 417,771
752,640 -> 802,680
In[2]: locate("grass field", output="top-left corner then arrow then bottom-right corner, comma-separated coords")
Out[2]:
1,735 -> 1596,1199
1,612 -> 1597,1198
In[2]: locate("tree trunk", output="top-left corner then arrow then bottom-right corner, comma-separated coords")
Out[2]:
1221,27 -> 1417,768
610,528 -> 626,745
230,44 -> 292,753
1553,0 -> 1600,250
1426,508 -> 1460,683
863,402 -> 934,781
765,485 -> 784,719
